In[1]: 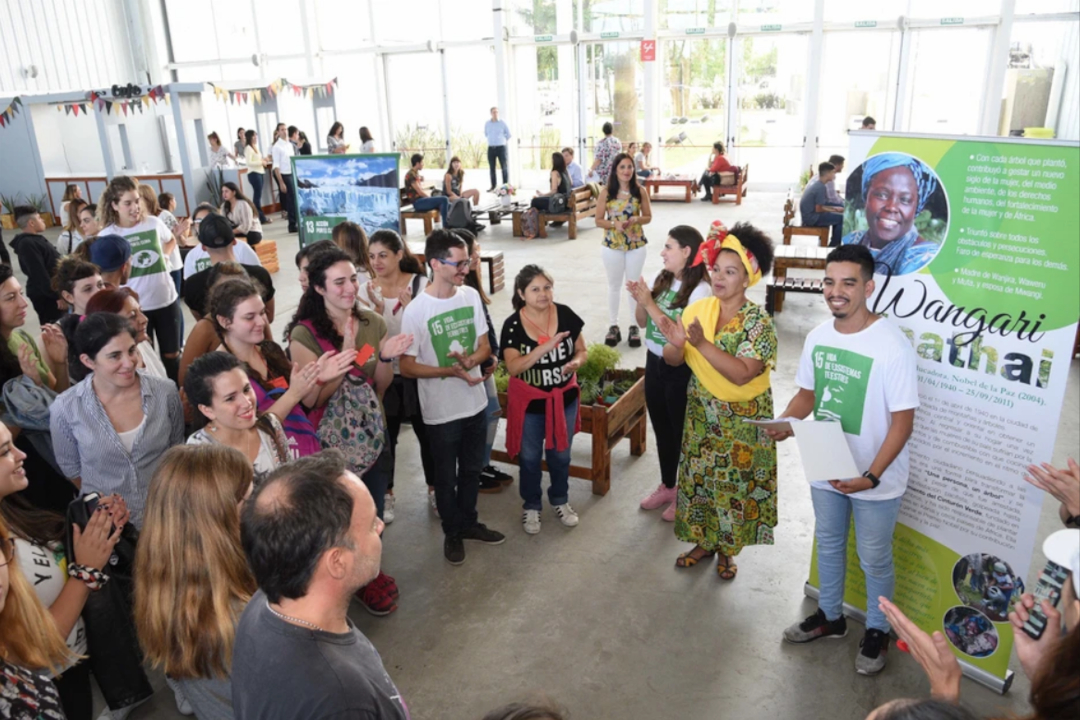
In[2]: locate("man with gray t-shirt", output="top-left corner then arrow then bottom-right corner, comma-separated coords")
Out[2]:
233,451 -> 409,720
800,161 -> 846,246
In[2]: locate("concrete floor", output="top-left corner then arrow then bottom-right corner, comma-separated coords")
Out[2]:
17,188 -> 1078,720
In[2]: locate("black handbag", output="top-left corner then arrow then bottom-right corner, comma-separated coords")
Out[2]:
548,193 -> 567,214
64,495 -> 153,711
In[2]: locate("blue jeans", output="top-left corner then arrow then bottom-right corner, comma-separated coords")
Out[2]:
426,409 -> 486,536
518,401 -> 578,511
247,172 -> 269,222
812,211 -> 844,247
488,145 -> 508,188
361,449 -> 392,520
412,196 -> 450,224
811,487 -> 903,633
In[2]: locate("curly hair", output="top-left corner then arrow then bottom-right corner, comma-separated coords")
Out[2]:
51,256 -> 101,298
98,175 -> 139,228
725,221 -> 775,277
283,247 -> 370,350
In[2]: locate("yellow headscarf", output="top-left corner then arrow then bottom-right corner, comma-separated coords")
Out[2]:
693,220 -> 763,287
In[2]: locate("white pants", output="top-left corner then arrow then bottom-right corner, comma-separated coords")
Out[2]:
601,245 -> 648,327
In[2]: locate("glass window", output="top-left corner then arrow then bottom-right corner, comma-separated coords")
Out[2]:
441,0 -> 497,40
817,30 -> 900,159
385,53 -> 446,163
659,36 -> 728,173
999,19 -> 1077,137
255,0 -> 307,55
736,0 -> 814,24
445,46 -> 500,175
906,0 -> 1001,18
823,0 -> 907,23
371,2 -> 442,43
167,0 -> 258,63
314,0 -> 372,49
660,0 -> 733,30
322,55 -> 380,152
582,41 -> 644,169
732,33 -> 808,182
904,27 -> 993,135
586,0 -> 645,34
512,42 -> 577,184
1015,0 -> 1080,13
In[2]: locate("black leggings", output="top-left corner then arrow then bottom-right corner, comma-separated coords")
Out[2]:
143,298 -> 183,382
644,351 -> 693,489
383,376 -> 435,490
54,661 -> 93,720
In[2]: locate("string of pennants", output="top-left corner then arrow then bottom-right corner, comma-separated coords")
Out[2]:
46,85 -> 170,118
0,97 -> 22,128
209,77 -> 338,105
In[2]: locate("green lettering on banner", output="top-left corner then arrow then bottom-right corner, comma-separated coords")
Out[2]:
428,306 -> 478,368
126,229 -> 167,278
940,17 -> 964,25
854,20 -> 877,28
644,289 -> 679,346
685,27 -> 706,35
811,345 -> 873,435
600,31 -> 619,39
301,215 -> 340,244
760,23 -> 782,32
534,34 -> 553,42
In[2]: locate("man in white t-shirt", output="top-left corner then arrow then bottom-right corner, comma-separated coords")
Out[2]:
400,230 -> 506,565
769,244 -> 919,676
272,125 -> 298,234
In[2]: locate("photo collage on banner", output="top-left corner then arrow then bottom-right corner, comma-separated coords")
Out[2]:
292,153 -> 401,247
807,132 -> 1080,691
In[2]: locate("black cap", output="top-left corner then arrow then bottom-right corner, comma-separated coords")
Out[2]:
198,213 -> 235,249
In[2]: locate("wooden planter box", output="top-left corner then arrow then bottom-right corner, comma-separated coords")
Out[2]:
0,214 -> 14,230
491,368 -> 647,496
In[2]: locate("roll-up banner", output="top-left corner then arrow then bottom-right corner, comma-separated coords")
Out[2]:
805,132 -> 1080,693
292,153 -> 401,248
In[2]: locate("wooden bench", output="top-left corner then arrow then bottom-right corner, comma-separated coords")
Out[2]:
767,245 -> 831,314
399,187 -> 440,236
781,195 -> 830,246
711,164 -> 749,205
513,186 -> 596,239
765,275 -> 824,315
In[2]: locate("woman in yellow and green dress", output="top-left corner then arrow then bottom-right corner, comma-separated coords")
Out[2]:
656,220 -> 778,581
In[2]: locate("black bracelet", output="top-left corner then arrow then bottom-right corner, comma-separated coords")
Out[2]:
862,471 -> 881,489
378,354 -> 392,363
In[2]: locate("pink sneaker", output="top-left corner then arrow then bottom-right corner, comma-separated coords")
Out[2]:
661,501 -> 677,522
640,484 -> 677,511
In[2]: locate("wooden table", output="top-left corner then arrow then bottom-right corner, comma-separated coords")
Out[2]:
643,177 -> 694,203
767,245 -> 831,314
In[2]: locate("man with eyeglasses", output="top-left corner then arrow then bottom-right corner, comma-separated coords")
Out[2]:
400,230 -> 506,565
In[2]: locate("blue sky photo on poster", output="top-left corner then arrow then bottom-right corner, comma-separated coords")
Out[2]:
292,154 -> 400,242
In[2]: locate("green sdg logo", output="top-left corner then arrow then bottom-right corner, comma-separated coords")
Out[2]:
133,250 -> 160,269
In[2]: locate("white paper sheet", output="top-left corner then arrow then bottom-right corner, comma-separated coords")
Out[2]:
789,420 -> 860,482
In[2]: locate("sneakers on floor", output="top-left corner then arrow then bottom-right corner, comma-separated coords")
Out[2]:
553,503 -> 579,527
522,509 -> 541,534
460,522 -> 506,544
444,535 -> 465,565
481,464 -> 515,485
782,608 -> 848,644
628,326 -> 641,348
640,483 -> 677,510
661,501 -> 677,522
428,490 -> 440,518
605,325 -> 622,346
356,574 -> 398,616
383,493 -> 395,524
479,474 -> 504,494
370,570 -> 399,601
856,628 -> 890,675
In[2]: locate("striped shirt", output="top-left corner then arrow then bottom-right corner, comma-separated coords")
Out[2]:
50,370 -> 184,529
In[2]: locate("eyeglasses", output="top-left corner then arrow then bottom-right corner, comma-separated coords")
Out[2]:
436,258 -> 470,269
0,537 -> 15,568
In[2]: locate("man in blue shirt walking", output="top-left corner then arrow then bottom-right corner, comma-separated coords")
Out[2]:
484,107 -> 511,191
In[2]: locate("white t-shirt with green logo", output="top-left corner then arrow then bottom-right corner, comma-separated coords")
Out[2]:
795,316 -> 919,501
643,272 -> 712,357
401,285 -> 489,425
100,217 -> 179,311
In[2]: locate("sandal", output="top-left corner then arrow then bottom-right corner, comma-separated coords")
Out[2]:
675,547 -> 715,568
716,555 -> 739,581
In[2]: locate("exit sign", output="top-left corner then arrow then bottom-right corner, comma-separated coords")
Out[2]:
854,20 -> 877,28
534,34 -> 553,42
760,24 -> 782,31
686,27 -> 706,35
600,31 -> 620,38
940,17 -> 964,25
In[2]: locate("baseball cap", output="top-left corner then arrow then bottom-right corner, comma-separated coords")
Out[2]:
1043,528 -> 1080,597
88,234 -> 132,273
198,213 -> 235,249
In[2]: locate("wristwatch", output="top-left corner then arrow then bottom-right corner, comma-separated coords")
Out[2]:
862,471 -> 880,489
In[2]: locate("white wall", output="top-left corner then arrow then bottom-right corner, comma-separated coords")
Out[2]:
0,103 -> 46,205
30,103 -> 107,175
1056,20 -> 1080,140
0,0 -> 138,93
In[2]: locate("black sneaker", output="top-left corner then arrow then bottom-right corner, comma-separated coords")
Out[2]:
605,325 -> 622,347
444,535 -> 465,565
782,608 -> 848,643
478,474 -> 503,494
481,465 -> 514,486
856,628 -> 890,675
627,326 -> 642,348
460,523 -> 506,545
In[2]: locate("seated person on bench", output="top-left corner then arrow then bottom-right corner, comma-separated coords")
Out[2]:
634,142 -> 659,179
531,152 -> 572,212
811,154 -> 846,205
562,147 -> 585,188
799,161 -> 845,246
404,153 -> 450,224
444,156 -> 481,207
697,141 -> 733,201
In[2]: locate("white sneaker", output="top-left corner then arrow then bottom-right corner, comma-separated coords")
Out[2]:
165,677 -> 194,716
522,509 -> 541,534
553,503 -> 579,527
428,490 -> 439,518
383,494 -> 395,524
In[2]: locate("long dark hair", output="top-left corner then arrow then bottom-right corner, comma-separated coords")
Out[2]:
244,129 -> 257,149
222,181 -> 256,216
328,122 -> 344,140
605,152 -> 642,200
550,152 -> 567,174
284,248 -> 370,351
445,156 -> 464,183
183,351 -> 285,449
369,229 -> 422,275
0,494 -> 66,546
74,313 -> 136,369
359,126 -> 373,143
331,222 -> 375,277
208,279 -> 291,390
652,225 -> 706,310
511,264 -> 553,311
451,229 -> 490,306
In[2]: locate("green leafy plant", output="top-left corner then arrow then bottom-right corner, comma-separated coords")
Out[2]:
0,192 -> 23,215
798,168 -> 812,192
394,123 -> 447,167
494,362 -> 509,393
577,343 -> 621,387
449,127 -> 487,168
26,193 -> 50,214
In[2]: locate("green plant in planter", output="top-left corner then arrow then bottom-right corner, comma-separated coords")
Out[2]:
0,192 -> 23,215
577,343 -> 621,386
579,379 -> 600,406
26,193 -> 50,215
494,362 -> 509,393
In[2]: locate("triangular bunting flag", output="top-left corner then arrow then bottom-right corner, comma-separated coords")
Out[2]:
64,105 -> 70,115
307,87 -> 313,99
80,104 -> 87,114
164,93 -> 170,105
143,96 -> 150,107
242,92 -> 248,103
254,89 -> 262,104
122,102 -> 128,116
0,115 -> 6,128
13,97 -> 22,106
105,100 -> 113,114
73,104 -> 80,117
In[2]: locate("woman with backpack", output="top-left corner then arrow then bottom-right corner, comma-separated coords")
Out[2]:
521,152 -> 572,240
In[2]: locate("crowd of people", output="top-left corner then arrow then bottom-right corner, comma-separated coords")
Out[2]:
0,126 -> 1076,720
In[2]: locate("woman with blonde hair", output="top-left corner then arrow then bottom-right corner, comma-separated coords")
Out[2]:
58,197 -> 88,255
135,444 -> 256,719
0,516 -> 73,718
331,221 -> 375,279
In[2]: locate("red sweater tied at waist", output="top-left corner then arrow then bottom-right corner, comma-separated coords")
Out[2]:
504,375 -> 581,459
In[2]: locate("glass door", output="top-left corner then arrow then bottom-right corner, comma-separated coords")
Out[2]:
385,53 -> 447,167
732,32 -> 809,183
904,28 -> 994,136
660,36 -> 728,176
582,41 -> 644,174
513,42 -> 577,188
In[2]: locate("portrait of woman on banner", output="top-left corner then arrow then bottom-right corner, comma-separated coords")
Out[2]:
842,152 -> 948,277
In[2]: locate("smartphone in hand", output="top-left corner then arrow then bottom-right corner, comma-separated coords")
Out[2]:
1022,559 -> 1070,640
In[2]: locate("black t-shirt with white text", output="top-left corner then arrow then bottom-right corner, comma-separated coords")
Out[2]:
500,304 -> 583,412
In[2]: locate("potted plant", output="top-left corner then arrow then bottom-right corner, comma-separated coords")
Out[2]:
0,192 -> 22,230
494,183 -> 516,207
27,194 -> 55,227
